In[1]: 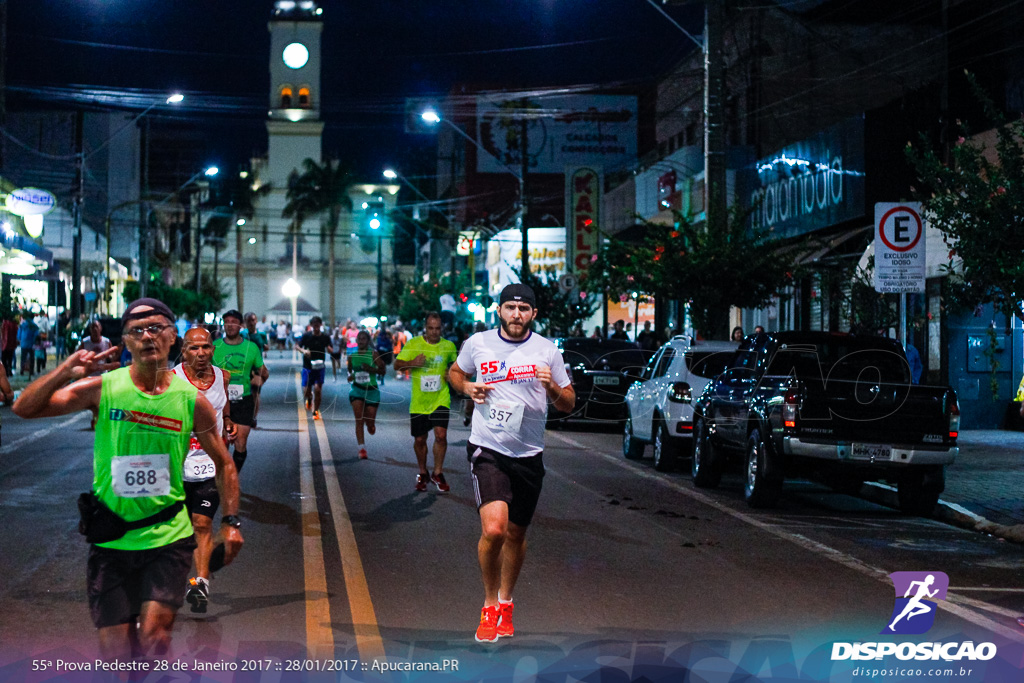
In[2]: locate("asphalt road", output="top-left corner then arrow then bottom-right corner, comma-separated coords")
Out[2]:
2,356 -> 1024,682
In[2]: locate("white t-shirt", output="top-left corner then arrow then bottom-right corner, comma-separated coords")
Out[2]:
81,336 -> 112,377
456,329 -> 570,458
173,365 -> 227,482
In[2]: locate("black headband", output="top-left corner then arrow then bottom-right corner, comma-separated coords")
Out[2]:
122,298 -> 175,327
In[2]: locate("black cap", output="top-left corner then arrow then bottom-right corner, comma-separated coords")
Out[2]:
222,309 -> 243,323
122,298 -> 175,328
499,283 -> 536,308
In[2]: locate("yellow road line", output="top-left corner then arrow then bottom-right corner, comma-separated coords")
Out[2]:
296,373 -> 334,659
312,414 -> 387,662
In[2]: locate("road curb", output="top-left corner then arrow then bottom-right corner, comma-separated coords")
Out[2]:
861,482 -> 1024,543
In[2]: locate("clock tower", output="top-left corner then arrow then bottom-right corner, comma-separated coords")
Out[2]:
266,0 -> 324,189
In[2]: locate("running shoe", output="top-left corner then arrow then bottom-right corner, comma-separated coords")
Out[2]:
431,472 -> 450,493
313,410 -> 321,420
475,605 -> 500,643
185,577 -> 210,614
305,397 -> 311,411
415,473 -> 430,492
496,600 -> 514,637
358,448 -> 368,460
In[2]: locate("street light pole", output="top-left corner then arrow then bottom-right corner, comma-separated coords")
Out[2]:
72,112 -> 84,320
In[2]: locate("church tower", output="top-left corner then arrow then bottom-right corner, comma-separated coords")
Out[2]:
266,0 -> 324,189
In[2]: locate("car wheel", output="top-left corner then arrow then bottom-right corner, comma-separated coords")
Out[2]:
623,415 -> 645,460
691,416 -> 721,488
744,427 -> 781,508
653,420 -> 678,472
897,466 -> 944,516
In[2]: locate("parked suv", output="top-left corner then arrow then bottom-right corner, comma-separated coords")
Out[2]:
623,336 -> 738,471
547,337 -> 653,427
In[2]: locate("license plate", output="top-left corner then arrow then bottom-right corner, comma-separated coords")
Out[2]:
851,443 -> 892,460
593,376 -> 619,386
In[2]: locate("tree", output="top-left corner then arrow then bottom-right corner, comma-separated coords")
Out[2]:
282,158 -> 355,324
587,211 -> 796,339
906,74 -> 1024,323
511,267 -> 599,336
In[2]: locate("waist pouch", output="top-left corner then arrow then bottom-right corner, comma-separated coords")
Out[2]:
77,492 -> 184,544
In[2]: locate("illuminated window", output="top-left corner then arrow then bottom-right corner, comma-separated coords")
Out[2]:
298,87 -> 310,107
280,86 -> 293,108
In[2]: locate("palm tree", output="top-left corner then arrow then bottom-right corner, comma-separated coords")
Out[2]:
283,158 -> 354,324
282,168 -> 318,286
229,173 -> 271,313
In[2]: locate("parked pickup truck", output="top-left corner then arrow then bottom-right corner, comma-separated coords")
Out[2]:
691,331 -> 960,515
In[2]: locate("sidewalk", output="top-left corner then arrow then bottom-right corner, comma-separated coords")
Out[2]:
862,430 -> 1024,542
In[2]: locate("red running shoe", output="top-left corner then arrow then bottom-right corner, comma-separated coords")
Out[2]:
496,600 -> 514,638
475,605 -> 500,643
358,448 -> 368,460
430,472 -> 450,493
415,473 -> 429,491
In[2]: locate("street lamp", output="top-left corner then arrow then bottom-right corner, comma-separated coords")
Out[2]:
282,277 -> 301,357
420,107 -> 530,278
73,92 -> 185,314
191,166 -> 219,294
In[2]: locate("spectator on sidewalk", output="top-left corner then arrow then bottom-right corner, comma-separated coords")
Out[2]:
1,313 -> 18,375
17,312 -> 39,378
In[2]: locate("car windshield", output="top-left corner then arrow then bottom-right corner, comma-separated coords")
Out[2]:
559,338 -> 651,372
687,350 -> 735,379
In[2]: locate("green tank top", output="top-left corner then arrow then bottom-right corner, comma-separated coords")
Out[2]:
350,349 -> 378,388
94,367 -> 197,550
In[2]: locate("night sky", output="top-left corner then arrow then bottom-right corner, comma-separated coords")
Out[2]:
8,0 -> 702,178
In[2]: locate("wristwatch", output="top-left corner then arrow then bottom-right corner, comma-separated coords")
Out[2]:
221,515 -> 242,529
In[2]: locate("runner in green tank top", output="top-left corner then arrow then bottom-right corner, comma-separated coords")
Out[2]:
347,329 -> 385,460
13,298 -> 243,662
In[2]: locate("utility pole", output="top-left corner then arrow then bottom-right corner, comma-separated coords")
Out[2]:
139,118 -> 149,297
704,0 -> 727,237
72,111 -> 84,320
519,116 -> 530,279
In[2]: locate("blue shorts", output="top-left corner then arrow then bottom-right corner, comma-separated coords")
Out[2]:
302,367 -> 326,387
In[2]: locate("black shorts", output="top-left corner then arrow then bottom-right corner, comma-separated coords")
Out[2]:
230,394 -> 256,427
183,478 -> 220,518
87,536 -> 197,628
410,407 -> 450,437
467,443 -> 545,528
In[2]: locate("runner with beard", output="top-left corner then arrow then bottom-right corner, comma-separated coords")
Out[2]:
173,327 -> 235,613
213,310 -> 268,474
448,284 -> 574,643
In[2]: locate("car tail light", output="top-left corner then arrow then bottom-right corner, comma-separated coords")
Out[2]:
782,387 -> 799,428
669,381 -> 692,403
947,392 -> 960,440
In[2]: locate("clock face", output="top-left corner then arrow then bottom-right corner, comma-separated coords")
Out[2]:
282,42 -> 309,69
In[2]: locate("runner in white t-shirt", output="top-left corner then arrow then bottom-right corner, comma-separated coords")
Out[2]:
448,283 -> 574,644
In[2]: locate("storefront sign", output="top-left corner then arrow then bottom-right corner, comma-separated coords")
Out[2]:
749,117 -> 866,239
566,167 -> 601,275
5,188 -> 56,216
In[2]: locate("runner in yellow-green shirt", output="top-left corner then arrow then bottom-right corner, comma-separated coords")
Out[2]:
13,298 -> 243,662
394,311 -> 458,493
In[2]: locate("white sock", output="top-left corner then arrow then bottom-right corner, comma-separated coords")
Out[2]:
498,593 -> 512,604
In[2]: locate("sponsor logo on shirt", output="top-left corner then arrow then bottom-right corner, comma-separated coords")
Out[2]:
109,408 -> 183,433
480,360 -> 537,384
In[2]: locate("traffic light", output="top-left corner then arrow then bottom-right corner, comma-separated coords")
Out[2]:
459,293 -> 468,303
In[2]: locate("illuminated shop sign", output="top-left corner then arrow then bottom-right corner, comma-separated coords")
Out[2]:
750,117 -> 866,240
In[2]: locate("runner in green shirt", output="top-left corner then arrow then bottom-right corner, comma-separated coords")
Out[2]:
213,309 -> 269,473
394,311 -> 458,492
13,298 -> 243,661
347,329 -> 385,460
242,311 -> 270,427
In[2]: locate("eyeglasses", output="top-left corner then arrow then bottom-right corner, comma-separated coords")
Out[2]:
125,324 -> 170,339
